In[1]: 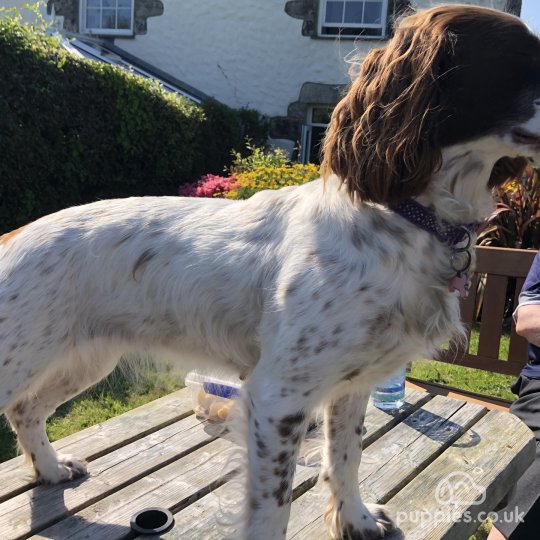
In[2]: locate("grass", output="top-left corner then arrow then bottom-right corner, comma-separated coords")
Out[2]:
409,359 -> 516,400
0,364 -> 184,463
409,325 -> 517,401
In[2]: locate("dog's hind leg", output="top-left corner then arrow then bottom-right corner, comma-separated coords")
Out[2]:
322,392 -> 396,539
5,347 -> 120,484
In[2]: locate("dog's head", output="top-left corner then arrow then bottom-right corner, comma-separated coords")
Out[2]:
321,5 -> 540,203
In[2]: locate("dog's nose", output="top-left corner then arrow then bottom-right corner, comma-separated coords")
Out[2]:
535,98 -> 540,108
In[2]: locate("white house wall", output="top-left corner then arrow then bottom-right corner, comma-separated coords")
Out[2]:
114,0 -> 508,117
115,0 -> 363,117
414,0 -> 506,9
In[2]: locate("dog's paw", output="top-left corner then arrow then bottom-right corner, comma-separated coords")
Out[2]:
36,454 -> 88,484
325,497 -> 395,540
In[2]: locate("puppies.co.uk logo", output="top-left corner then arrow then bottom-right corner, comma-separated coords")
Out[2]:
395,469 -> 525,527
435,470 -> 486,507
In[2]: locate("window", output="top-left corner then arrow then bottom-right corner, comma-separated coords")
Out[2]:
81,0 -> 134,36
319,0 -> 388,38
301,106 -> 333,164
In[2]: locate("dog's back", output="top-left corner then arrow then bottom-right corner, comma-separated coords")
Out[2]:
0,183 -> 328,414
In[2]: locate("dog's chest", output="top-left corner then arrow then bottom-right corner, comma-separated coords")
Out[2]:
370,277 -> 462,356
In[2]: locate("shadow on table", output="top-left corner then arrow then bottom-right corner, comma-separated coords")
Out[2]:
376,407 -> 484,448
28,477 -> 132,539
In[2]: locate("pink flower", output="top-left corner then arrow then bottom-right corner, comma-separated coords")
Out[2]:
179,174 -> 237,198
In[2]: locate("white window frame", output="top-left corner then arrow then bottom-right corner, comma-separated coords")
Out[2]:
301,106 -> 333,164
80,0 -> 135,37
318,0 -> 388,39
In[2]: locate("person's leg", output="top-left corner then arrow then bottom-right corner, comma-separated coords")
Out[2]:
490,376 -> 540,539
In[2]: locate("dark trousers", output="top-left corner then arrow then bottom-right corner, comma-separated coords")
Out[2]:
495,375 -> 540,539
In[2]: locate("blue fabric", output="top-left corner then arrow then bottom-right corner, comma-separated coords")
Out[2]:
202,381 -> 239,399
518,251 -> 540,378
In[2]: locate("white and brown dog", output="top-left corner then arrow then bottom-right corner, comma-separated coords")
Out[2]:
2,5 -> 540,539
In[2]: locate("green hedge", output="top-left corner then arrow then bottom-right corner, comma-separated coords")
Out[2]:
0,17 -> 268,233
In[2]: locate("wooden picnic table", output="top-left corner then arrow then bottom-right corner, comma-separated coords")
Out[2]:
0,386 -> 534,540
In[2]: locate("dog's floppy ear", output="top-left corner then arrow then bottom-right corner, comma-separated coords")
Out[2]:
321,11 -> 454,204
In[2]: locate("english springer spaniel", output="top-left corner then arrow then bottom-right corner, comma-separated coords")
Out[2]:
2,5 -> 540,539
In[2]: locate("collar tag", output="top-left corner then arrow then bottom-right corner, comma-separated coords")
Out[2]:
449,273 -> 469,298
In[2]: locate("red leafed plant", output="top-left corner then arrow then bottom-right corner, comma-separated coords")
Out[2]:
475,167 -> 540,321
178,174 -> 237,198
478,167 -> 540,250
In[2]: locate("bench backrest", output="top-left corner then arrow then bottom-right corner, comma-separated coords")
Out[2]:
437,246 -> 537,376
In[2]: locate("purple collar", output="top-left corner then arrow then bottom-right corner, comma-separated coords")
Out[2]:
389,199 -> 479,246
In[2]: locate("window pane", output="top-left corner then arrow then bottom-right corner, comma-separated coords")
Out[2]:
117,8 -> 131,29
308,126 -> 327,164
325,1 -> 344,24
118,0 -> 131,7
311,107 -> 333,125
86,8 -> 100,28
102,8 -> 116,28
364,1 -> 382,24
87,0 -> 100,7
103,0 -> 116,8
344,1 -> 364,23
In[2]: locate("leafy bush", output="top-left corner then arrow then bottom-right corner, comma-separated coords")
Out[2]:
478,167 -> 540,249
224,163 -> 320,200
191,101 -> 268,178
230,140 -> 290,173
0,14 -> 268,233
179,143 -> 320,200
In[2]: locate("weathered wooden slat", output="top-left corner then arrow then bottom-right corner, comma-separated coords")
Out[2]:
162,484 -> 229,540
477,274 -> 507,359
32,437 -> 238,540
441,352 -> 523,376
34,436 -> 329,540
438,247 -> 536,374
365,401 -> 486,504
474,247 -> 536,278
286,397 -> 486,539
0,388 -> 194,503
387,410 -> 535,540
362,390 -> 432,446
459,272 -> 480,350
0,414 -> 214,539
508,276 -> 528,364
143,390 -> 432,540
406,378 -> 511,411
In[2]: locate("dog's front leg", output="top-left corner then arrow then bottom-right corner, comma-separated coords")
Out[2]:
241,379 -> 311,540
322,392 -> 395,540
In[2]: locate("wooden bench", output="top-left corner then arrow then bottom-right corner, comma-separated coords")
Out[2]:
408,246 -> 538,409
